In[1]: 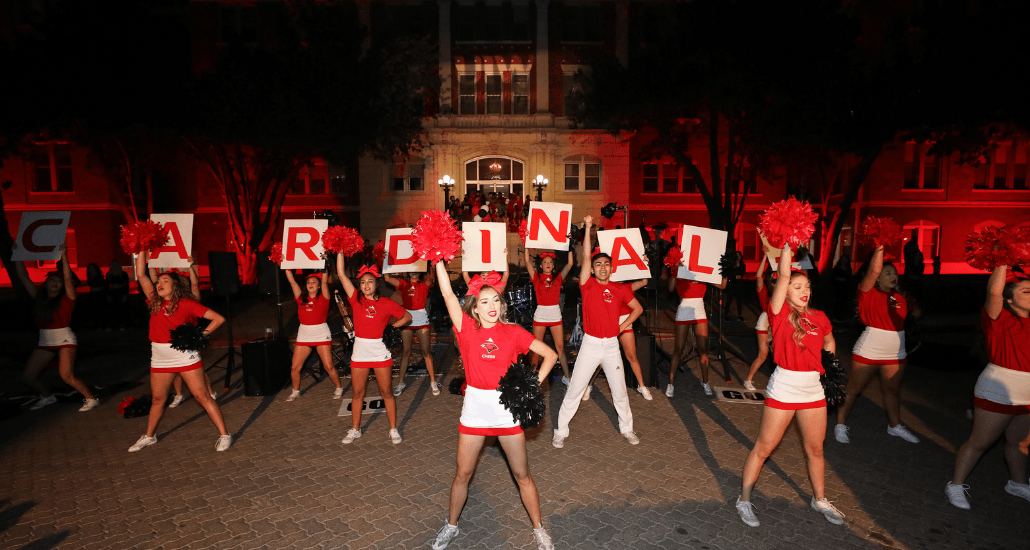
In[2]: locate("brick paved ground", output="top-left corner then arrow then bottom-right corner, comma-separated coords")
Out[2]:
2,295 -> 1028,549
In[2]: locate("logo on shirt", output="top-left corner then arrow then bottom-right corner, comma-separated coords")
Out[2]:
365,305 -> 377,319
889,295 -> 901,309
407,286 -> 416,297
602,289 -> 613,303
480,337 -> 498,359
304,301 -> 315,312
543,275 -> 553,288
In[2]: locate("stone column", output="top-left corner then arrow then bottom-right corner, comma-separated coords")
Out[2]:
535,0 -> 549,112
439,0 -> 453,114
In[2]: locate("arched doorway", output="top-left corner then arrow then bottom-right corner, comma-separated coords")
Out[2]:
464,156 -> 525,198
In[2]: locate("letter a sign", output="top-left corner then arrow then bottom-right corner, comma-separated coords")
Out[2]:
148,214 -> 193,269
597,229 -> 650,282
382,228 -> 427,274
281,219 -> 328,269
525,202 -> 573,251
461,222 -> 507,272
677,225 -> 727,284
13,211 -> 71,261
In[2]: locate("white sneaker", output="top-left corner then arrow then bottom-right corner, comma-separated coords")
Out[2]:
623,431 -> 640,445
431,523 -> 459,550
1004,480 -> 1030,503
581,386 -> 592,401
945,482 -> 971,509
128,435 -> 157,453
431,382 -> 441,396
702,383 -> 713,396
342,428 -> 361,444
78,398 -> 100,412
561,376 -> 571,386
389,428 -> 402,444
665,384 -> 674,398
393,382 -> 406,396
168,394 -> 185,408
637,386 -> 653,401
533,527 -> 554,550
333,387 -> 344,399
551,432 -> 566,449
30,395 -> 57,410
742,380 -> 756,391
286,390 -> 300,402
887,424 -> 920,443
215,434 -> 232,452
834,424 -> 851,444
735,498 -> 760,527
811,497 -> 845,525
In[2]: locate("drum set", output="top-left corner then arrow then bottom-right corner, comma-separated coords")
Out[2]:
505,278 -> 536,329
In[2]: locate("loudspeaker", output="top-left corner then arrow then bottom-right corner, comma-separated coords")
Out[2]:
622,333 -> 657,388
255,252 -> 280,295
242,338 -> 290,396
208,251 -> 240,296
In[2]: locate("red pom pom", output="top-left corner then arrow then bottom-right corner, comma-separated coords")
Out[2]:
412,211 -> 464,263
321,226 -> 364,256
269,243 -> 284,266
119,220 -> 170,255
117,396 -> 136,415
758,198 -> 818,250
969,225 -> 1030,270
373,240 -> 385,266
518,219 -> 528,245
664,246 -> 684,269
858,216 -> 904,248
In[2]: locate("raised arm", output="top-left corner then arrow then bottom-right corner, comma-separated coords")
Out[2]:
560,249 -> 574,279
135,252 -> 156,301
424,267 -> 436,287
579,216 -> 593,286
985,264 -> 1007,320
56,245 -> 76,299
858,246 -> 884,293
755,250 -> 769,293
283,269 -> 303,299
667,268 -> 678,292
630,278 -> 649,292
462,271 -> 472,285
435,261 -> 463,330
524,248 -> 537,279
383,273 -> 402,287
187,256 -> 200,298
769,245 -> 792,315
336,253 -> 356,298
320,268 -> 330,300
14,260 -> 37,299
500,270 -> 509,285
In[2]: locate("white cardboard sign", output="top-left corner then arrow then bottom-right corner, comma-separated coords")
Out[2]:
281,219 -> 328,270
382,228 -> 427,274
12,211 -> 70,261
525,201 -> 573,251
597,228 -> 650,282
147,214 -> 193,269
677,225 -> 728,284
759,231 -> 814,271
461,222 -> 508,272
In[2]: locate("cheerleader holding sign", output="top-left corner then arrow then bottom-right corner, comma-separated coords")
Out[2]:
336,254 -> 411,445
430,260 -> 558,550
283,270 -> 344,402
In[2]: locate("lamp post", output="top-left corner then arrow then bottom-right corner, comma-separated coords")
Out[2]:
533,174 -> 548,202
438,175 -> 454,211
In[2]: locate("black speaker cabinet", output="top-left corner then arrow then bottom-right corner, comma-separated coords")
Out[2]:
622,333 -> 657,388
208,251 -> 240,297
242,338 -> 290,396
255,252 -> 282,295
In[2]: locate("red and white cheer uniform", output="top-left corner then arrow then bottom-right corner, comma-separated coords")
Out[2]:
347,289 -> 406,369
149,298 -> 209,373
755,290 -> 770,335
556,278 -> 635,438
974,308 -> 1030,415
852,287 -> 907,364
765,306 -> 832,410
397,279 -> 432,331
674,280 -> 708,325
295,294 -> 332,346
38,294 -> 77,350
531,272 -> 563,327
454,313 -> 536,435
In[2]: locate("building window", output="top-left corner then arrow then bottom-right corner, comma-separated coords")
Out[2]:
31,143 -> 73,193
290,160 -> 348,195
902,142 -> 943,189
459,74 -> 477,115
486,74 -> 502,114
561,3 -> 603,43
564,155 -> 601,191
735,222 -> 761,262
512,74 -> 529,114
464,156 -> 525,197
642,161 -> 698,194
902,220 -> 940,263
391,158 -> 424,192
219,4 -> 257,44
453,2 -> 531,43
563,74 -> 583,118
975,143 -> 1028,190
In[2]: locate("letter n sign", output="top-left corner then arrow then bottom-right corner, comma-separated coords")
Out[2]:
525,202 -> 573,251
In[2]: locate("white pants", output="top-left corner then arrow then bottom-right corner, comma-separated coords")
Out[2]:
556,334 -> 633,437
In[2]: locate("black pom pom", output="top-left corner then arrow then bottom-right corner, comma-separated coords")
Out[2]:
123,394 -> 153,418
497,363 -> 546,428
169,323 -> 210,353
718,253 -> 734,278
449,377 -> 466,395
383,324 -> 403,350
820,350 -> 847,407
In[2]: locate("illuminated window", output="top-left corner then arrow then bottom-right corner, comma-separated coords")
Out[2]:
512,74 -> 529,114
459,74 -> 477,115
975,143 -> 1028,190
902,220 -> 940,262
391,157 -> 425,192
464,157 -> 525,197
564,155 -> 601,191
290,160 -> 347,195
735,223 -> 761,262
641,161 -> 698,194
31,143 -> 73,193
902,142 -> 943,190
486,74 -> 503,114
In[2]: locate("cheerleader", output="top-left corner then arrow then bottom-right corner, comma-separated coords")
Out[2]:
463,269 -> 508,294
154,257 -> 217,408
665,270 -> 726,397
14,245 -> 98,412
283,270 -> 344,402
384,269 -> 439,397
429,260 -> 558,550
336,254 -> 411,445
127,252 -> 231,452
523,248 -> 573,383
743,252 -> 771,391
835,246 -> 920,444
945,266 -> 1030,509
736,245 -> 844,527
619,278 -> 652,400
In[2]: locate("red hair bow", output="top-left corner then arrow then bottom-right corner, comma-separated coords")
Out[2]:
357,265 -> 381,278
1005,268 -> 1029,284
592,247 -> 603,256
305,272 -> 323,280
539,252 -> 555,259
466,271 -> 503,296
